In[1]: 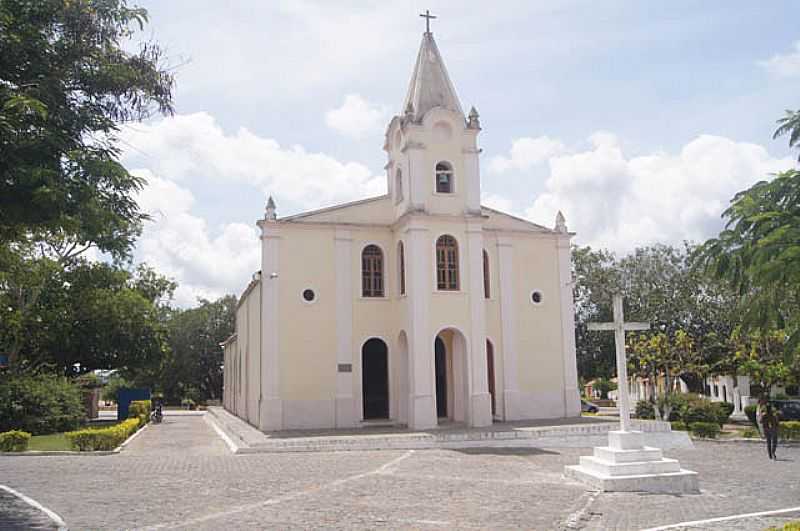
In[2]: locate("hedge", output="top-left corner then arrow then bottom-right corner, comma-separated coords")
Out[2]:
742,427 -> 760,438
0,374 -> 85,435
670,421 -> 688,431
780,421 -> 800,441
0,430 -> 31,452
689,421 -> 721,438
129,400 -> 151,426
66,418 -> 142,451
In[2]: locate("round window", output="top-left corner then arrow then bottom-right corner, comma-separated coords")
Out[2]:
531,290 -> 543,305
302,289 -> 316,303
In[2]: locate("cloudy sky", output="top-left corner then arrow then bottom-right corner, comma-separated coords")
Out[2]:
119,1 -> 800,305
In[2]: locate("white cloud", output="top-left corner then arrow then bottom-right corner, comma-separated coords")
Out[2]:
482,194 -> 515,213
489,136 -> 566,174
121,112 -> 389,305
325,94 -> 389,138
134,169 -> 260,306
121,112 -> 386,212
488,133 -> 793,254
759,41 -> 800,78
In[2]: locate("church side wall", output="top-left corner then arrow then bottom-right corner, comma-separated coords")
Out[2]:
278,226 -> 338,428
234,302 -> 248,420
246,285 -> 261,426
513,234 -> 568,419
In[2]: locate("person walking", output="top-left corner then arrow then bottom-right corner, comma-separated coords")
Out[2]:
762,402 -> 780,460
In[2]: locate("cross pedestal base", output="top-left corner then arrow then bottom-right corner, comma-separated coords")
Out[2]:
564,430 -> 699,494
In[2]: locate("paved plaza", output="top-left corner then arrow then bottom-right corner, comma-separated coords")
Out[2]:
1,414 -> 798,530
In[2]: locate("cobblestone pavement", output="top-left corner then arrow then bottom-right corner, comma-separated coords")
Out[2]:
0,490 -> 59,530
0,415 -> 797,530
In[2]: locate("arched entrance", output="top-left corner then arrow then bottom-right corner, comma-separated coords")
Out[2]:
362,338 -> 389,419
487,339 -> 496,416
434,329 -> 468,423
435,337 -> 447,418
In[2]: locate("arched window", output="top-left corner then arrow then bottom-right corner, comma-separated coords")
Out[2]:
436,235 -> 459,290
398,241 -> 406,295
395,169 -> 403,203
435,161 -> 453,193
362,245 -> 384,297
483,250 -> 490,298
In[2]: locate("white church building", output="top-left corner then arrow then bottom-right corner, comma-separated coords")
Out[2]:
222,27 -> 581,431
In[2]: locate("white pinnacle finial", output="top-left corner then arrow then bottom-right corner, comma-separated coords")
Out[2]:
265,196 -> 277,221
555,210 -> 567,233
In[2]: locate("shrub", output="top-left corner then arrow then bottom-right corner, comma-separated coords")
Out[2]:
683,400 -> 724,426
715,402 -> 735,424
0,430 -> 31,452
779,421 -> 800,441
65,418 -> 141,451
635,400 -> 655,419
0,374 -> 85,435
129,400 -> 151,419
742,427 -> 760,439
744,405 -> 758,428
689,421 -> 721,439
670,421 -> 688,431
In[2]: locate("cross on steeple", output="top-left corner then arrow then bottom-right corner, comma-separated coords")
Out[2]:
419,9 -> 436,34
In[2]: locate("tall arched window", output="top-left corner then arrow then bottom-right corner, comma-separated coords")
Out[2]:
436,235 -> 459,290
483,249 -> 490,298
395,169 -> 403,203
362,245 -> 384,297
435,161 -> 453,193
398,241 -> 406,295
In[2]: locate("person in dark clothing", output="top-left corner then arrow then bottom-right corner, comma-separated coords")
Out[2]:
762,403 -> 780,460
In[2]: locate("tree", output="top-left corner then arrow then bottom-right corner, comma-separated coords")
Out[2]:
0,255 -> 174,376
161,296 -> 236,403
0,0 -> 174,257
697,169 -> 800,351
573,243 -> 737,390
628,329 -> 699,419
775,109 -> 800,161
730,328 -> 796,397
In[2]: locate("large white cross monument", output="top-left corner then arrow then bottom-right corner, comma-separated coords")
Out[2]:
565,293 -> 699,493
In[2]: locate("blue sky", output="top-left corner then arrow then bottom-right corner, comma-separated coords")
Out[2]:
119,1 -> 800,305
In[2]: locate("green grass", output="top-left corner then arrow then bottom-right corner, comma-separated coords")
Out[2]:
28,433 -> 72,451
26,420 -> 125,452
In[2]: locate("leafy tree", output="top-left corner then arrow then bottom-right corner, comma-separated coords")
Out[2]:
161,296 -> 236,403
697,169 -> 800,352
593,377 -> 617,400
0,253 -> 174,376
0,0 -> 174,256
730,328 -> 796,398
628,330 -> 699,419
775,109 -> 800,161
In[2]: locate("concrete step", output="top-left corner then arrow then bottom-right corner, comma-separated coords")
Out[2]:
564,465 -> 699,494
579,455 -> 681,476
593,445 -> 663,463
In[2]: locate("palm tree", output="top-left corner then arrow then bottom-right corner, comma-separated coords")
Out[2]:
774,109 -> 800,160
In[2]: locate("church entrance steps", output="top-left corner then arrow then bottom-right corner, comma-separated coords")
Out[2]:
206,407 -> 693,454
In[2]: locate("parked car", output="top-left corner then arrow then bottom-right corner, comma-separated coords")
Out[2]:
581,400 -> 599,413
771,399 -> 800,421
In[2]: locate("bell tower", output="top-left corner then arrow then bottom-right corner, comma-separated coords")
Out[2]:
384,24 -> 482,220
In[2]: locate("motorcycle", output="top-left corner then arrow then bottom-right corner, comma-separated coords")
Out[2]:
150,402 -> 163,424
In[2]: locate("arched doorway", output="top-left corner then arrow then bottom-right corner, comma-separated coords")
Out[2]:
434,329 -> 468,423
435,337 -> 447,418
362,338 -> 389,419
487,339 -> 496,416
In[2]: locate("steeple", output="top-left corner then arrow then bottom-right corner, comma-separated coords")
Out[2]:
402,31 -> 464,122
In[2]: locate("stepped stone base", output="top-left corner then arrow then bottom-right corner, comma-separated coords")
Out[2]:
564,430 -> 699,494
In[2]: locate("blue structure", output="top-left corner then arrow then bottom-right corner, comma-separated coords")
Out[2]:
117,388 -> 150,420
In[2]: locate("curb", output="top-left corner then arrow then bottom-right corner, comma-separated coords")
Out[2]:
0,484 -> 68,530
0,421 -> 150,457
204,412 -> 241,454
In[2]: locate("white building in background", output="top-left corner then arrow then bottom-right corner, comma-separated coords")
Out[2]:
221,26 -> 581,431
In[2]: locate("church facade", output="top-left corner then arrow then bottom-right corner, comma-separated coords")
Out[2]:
222,29 -> 581,431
